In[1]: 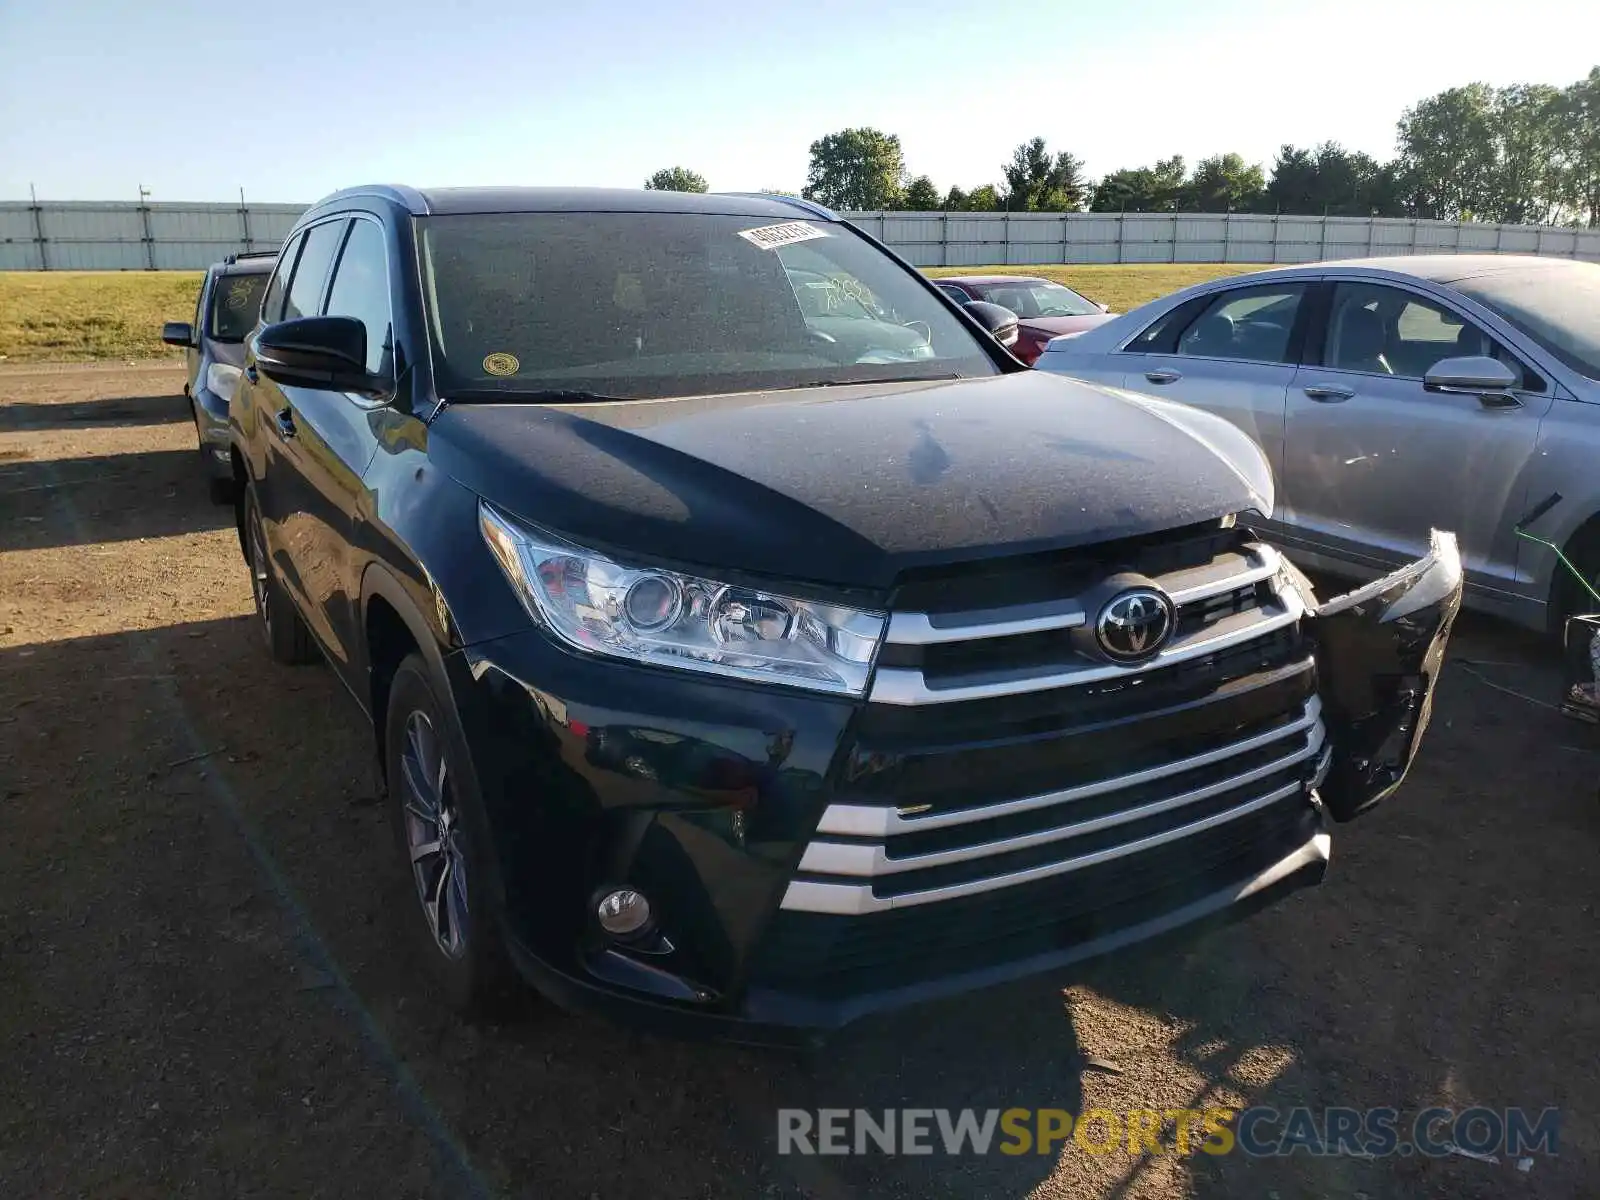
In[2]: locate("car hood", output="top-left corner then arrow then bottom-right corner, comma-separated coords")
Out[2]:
427,371 -> 1274,592
1019,314 -> 1117,337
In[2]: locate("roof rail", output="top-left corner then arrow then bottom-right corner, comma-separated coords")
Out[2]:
716,192 -> 839,222
223,249 -> 280,265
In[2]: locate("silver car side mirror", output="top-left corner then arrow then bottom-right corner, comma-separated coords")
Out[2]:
1423,355 -> 1518,399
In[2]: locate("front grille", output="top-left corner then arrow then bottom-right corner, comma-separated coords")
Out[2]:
767,521 -> 1327,974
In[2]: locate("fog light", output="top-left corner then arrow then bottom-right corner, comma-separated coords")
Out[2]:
211,448 -> 229,461
596,888 -> 652,936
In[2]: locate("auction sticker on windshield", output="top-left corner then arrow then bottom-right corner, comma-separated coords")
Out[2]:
738,221 -> 829,251
482,352 -> 520,376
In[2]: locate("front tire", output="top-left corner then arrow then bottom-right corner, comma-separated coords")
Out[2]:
243,487 -> 319,665
384,653 -> 510,1013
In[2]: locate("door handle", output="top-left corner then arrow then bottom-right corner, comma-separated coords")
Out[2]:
1302,384 -> 1355,403
244,364 -> 259,384
274,408 -> 297,439
1144,369 -> 1181,385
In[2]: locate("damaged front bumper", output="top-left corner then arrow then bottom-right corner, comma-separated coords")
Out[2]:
452,530 -> 1463,1043
1302,529 -> 1463,822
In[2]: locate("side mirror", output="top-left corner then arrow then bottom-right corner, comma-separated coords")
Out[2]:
1423,355 -> 1518,402
161,321 -> 194,347
963,299 -> 1019,349
254,316 -> 384,395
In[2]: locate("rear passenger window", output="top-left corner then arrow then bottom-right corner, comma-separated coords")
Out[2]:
259,234 -> 302,324
1176,285 -> 1305,364
323,219 -> 392,374
282,220 -> 347,321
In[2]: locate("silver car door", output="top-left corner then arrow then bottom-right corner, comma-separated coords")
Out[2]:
1114,282 -> 1310,488
1282,279 -> 1553,593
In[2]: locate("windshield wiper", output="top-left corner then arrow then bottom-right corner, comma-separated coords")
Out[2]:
447,387 -> 636,404
800,373 -> 961,388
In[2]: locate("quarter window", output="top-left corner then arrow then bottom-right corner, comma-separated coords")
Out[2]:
282,220 -> 347,322
323,219 -> 392,373
259,234 -> 301,324
1174,285 -> 1306,364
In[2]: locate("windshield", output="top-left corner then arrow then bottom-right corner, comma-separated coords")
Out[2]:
1450,263 -> 1600,380
208,272 -> 268,341
417,211 -> 998,398
974,280 -> 1100,319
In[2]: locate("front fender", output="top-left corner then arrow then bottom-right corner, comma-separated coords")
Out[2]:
1305,530 -> 1463,822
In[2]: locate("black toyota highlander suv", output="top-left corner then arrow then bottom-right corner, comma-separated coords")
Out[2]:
229,185 -> 1461,1044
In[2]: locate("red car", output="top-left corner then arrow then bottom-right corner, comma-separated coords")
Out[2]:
935,275 -> 1116,365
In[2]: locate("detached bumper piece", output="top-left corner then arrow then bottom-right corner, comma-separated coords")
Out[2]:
1562,614 -> 1600,724
1306,529 -> 1463,822
752,519 -> 1331,1015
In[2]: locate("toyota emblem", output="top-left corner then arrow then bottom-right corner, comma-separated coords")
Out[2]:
1094,587 -> 1175,662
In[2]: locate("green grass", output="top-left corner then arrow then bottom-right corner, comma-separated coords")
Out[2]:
0,263 -> 1264,364
0,271 -> 202,363
922,263 -> 1266,314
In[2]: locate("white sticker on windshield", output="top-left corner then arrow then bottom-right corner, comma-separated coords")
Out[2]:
737,220 -> 829,251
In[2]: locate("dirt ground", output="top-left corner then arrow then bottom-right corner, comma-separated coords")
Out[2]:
2,364 -> 1597,1199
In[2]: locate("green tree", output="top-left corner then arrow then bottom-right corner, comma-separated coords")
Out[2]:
1001,137 -> 1089,211
942,185 -> 970,211
903,175 -> 942,210
1181,153 -> 1266,212
966,184 -> 1004,212
1090,156 -> 1186,211
1090,168 -> 1155,212
643,166 -> 708,193
1555,67 -> 1600,226
1265,143 -> 1407,216
802,128 -> 906,210
1493,83 -> 1570,224
1396,83 -> 1500,219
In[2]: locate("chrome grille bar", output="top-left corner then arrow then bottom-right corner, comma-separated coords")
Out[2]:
884,599 -> 1086,645
870,586 -> 1302,706
799,721 -> 1323,878
781,779 -> 1309,916
816,694 -> 1322,839
869,543 -> 1294,707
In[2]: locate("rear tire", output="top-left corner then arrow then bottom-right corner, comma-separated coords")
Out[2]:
384,653 -> 511,1014
243,486 -> 319,665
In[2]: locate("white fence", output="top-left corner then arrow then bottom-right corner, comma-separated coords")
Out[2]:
0,201 -> 304,270
849,211 -> 1600,267
2,201 -> 1597,270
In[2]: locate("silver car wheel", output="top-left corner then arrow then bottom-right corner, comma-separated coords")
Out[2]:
399,710 -> 469,960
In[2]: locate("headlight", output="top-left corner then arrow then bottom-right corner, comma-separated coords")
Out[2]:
479,502 -> 886,696
206,362 -> 242,400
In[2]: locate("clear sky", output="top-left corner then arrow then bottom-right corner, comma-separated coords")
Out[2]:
1,0 -> 1595,203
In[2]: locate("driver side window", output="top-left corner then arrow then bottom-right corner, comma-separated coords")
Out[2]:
1320,281 -> 1541,389
1325,283 -> 1492,379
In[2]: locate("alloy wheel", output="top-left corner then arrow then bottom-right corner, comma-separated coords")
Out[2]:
399,710 -> 470,959
247,507 -> 272,634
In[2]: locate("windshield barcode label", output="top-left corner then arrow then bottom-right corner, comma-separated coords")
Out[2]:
738,220 -> 829,251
